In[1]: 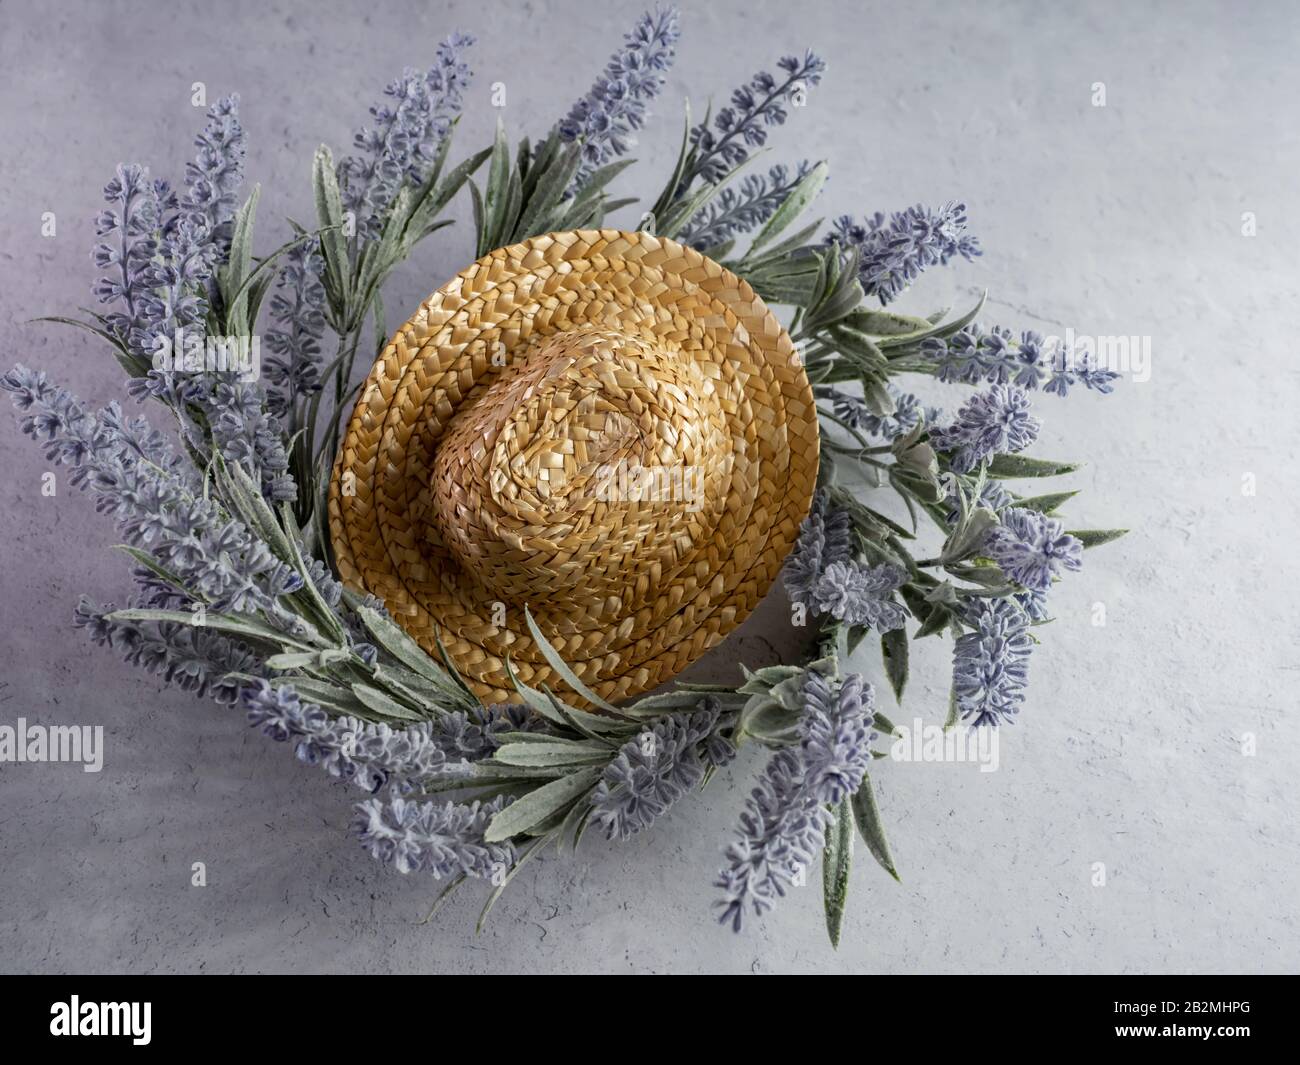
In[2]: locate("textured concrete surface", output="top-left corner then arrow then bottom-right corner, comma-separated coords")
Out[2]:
1,0 -> 1297,974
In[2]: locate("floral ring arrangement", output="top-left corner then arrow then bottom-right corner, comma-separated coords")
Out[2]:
5,8 -> 1124,944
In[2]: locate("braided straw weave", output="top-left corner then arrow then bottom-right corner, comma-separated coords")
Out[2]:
329,229 -> 819,705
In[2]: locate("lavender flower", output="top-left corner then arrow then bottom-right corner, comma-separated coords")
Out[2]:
133,218 -> 217,364
688,51 -> 825,186
715,670 -> 875,931
799,671 -> 875,805
783,489 -> 853,606
75,595 -> 259,705
810,560 -> 907,631
264,240 -> 326,423
92,164 -> 171,350
353,794 -> 515,880
1076,351 -> 1121,394
920,323 -> 1009,385
929,385 -> 1041,473
208,379 -> 296,501
558,6 -> 680,180
680,161 -> 812,250
820,384 -> 922,441
1007,331 -> 1052,390
302,552 -> 343,610
3,367 -> 303,628
432,703 -> 550,760
180,94 -> 245,258
1015,587 -> 1052,622
589,707 -> 719,841
952,598 -> 1033,727
340,33 -> 476,237
122,191 -> 296,504
982,507 -> 1083,592
831,202 -> 981,305
924,326 -> 1121,399
243,680 -> 470,793
714,748 -> 831,931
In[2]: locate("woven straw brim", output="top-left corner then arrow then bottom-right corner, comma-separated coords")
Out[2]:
328,229 -> 819,706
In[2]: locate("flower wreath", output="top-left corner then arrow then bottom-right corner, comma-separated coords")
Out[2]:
4,7 -> 1124,945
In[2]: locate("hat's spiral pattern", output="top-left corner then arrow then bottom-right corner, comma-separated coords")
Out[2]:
329,229 -> 819,705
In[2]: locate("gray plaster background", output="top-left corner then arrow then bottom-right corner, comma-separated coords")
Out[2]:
1,0 -> 1296,975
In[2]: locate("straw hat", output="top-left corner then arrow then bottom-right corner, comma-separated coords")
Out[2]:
328,229 -> 819,705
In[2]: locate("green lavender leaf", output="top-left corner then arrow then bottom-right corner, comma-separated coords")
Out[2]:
523,607 -> 623,714
502,657 -> 628,735
872,710 -> 899,737
850,772 -> 900,882
647,100 -> 695,222
555,793 -> 594,853
944,686 -> 959,729
311,145 -> 351,317
876,290 -> 986,351
418,874 -> 467,925
559,159 -> 638,228
32,315 -> 150,377
483,767 -> 603,842
1013,490 -> 1079,514
350,682 -> 423,721
213,452 -> 296,564
1067,528 -> 1129,548
221,184 -> 260,334
352,604 -> 464,698
843,307 -> 934,337
106,608 -> 318,652
747,160 -> 827,254
881,628 -> 909,703
619,689 -> 717,716
986,454 -> 1080,478
264,649 -> 349,670
823,798 -> 854,948
493,741 -> 611,768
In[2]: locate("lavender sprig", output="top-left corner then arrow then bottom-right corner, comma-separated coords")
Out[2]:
133,218 -> 218,366
688,51 -> 825,186
353,794 -> 515,880
680,161 -> 812,250
983,507 -> 1083,592
714,748 -> 831,931
930,385 -> 1041,473
952,598 -> 1033,727
208,379 -> 296,502
830,202 -> 981,305
819,384 -> 923,441
92,164 -> 171,354
589,705 -> 721,841
432,703 -> 551,760
784,488 -> 854,607
923,325 -> 1121,397
340,33 -> 476,237
76,595 -> 259,706
810,561 -> 907,631
243,680 -> 470,792
715,669 -> 874,931
558,6 -> 681,181
264,240 -> 326,425
180,94 -> 246,259
2,367 -> 303,627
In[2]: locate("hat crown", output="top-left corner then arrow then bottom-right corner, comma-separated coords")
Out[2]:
430,327 -> 731,607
